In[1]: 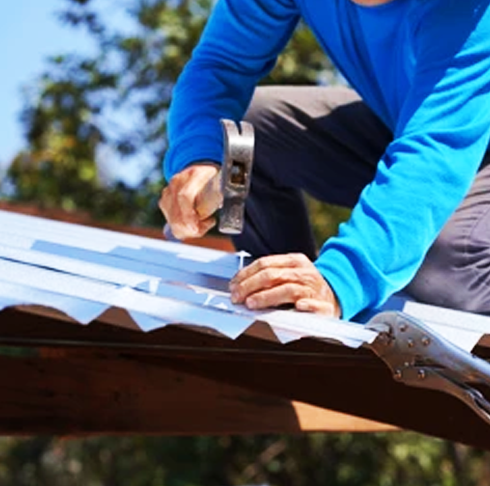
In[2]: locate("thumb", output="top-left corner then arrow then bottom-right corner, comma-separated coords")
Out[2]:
295,298 -> 336,317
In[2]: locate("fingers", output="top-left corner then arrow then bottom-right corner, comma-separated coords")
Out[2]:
236,283 -> 314,310
296,298 -> 336,316
230,266 -> 310,303
229,253 -> 341,317
231,253 -> 311,285
159,164 -> 219,240
196,215 -> 217,238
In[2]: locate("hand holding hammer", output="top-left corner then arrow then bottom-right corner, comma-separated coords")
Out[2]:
160,119 -> 340,317
160,119 -> 254,240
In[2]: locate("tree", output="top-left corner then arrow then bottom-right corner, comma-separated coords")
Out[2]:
3,0 -> 336,232
1,432 -> 490,486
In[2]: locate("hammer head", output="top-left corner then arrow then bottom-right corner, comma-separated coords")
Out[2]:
218,119 -> 255,235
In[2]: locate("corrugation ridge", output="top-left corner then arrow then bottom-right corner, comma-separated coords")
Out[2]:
0,210 -> 229,258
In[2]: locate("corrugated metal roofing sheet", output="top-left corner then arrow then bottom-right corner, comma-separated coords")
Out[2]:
0,208 -> 489,352
0,209 -> 379,348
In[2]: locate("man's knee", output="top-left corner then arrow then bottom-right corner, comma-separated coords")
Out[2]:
406,226 -> 490,314
244,86 -> 288,129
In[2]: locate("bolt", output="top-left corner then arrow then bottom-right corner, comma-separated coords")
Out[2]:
399,323 -> 408,332
418,370 -> 426,380
422,336 -> 431,346
407,339 -> 415,348
379,334 -> 391,346
394,370 -> 403,380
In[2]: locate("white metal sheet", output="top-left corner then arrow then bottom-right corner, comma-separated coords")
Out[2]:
0,209 -> 489,351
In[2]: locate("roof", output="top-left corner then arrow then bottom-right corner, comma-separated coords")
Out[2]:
0,208 -> 377,346
0,206 -> 490,446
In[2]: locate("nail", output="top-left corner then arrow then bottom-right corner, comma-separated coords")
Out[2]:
236,250 -> 250,270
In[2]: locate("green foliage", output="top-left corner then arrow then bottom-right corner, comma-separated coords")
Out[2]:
2,0 -> 334,230
306,196 -> 352,244
0,433 -> 489,485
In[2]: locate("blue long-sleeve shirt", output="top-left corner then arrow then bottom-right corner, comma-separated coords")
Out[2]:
164,0 -> 490,320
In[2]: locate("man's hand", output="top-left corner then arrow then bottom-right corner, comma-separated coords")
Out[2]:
159,163 -> 220,240
229,253 -> 341,317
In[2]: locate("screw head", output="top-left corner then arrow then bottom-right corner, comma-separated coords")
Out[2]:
418,370 -> 426,380
422,336 -> 431,346
399,323 -> 408,332
394,370 -> 403,380
407,339 -> 415,348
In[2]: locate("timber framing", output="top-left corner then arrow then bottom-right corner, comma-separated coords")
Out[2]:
1,306 -> 490,449
0,307 -> 395,436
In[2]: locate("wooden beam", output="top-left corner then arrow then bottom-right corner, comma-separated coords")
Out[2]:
1,308 -> 490,448
154,351 -> 490,450
0,352 -> 394,436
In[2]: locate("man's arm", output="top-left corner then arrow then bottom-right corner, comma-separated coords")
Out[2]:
163,0 -> 300,181
230,0 -> 490,320
316,0 -> 490,319
161,0 -> 300,239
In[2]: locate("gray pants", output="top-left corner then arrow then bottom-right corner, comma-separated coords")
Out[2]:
233,86 -> 490,314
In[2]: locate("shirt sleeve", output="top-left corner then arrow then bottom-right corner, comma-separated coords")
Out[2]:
315,0 -> 490,320
163,0 -> 300,181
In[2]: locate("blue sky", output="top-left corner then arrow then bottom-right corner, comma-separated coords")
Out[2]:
0,1 -> 153,186
0,1 -> 94,169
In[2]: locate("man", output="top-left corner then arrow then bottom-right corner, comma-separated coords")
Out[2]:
160,0 -> 490,321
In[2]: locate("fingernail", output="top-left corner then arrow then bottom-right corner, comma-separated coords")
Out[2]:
247,298 -> 257,309
229,283 -> 236,292
296,301 -> 310,311
231,292 -> 239,304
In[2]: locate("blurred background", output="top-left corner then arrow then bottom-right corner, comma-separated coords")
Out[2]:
0,1 -> 489,484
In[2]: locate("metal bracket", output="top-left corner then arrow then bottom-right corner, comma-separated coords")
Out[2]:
366,311 -> 490,425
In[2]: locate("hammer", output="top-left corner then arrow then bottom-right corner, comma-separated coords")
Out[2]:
164,119 -> 254,239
